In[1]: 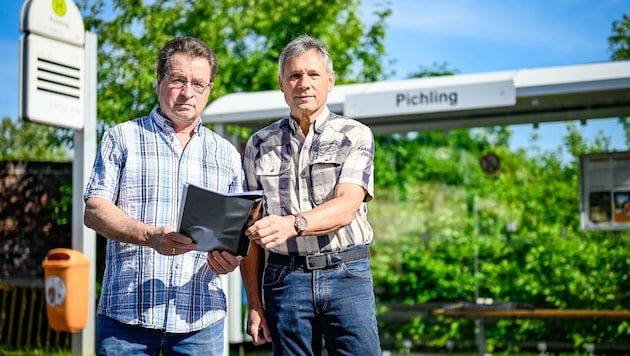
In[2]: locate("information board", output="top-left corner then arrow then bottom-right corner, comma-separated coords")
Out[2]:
579,151 -> 630,231
19,0 -> 85,129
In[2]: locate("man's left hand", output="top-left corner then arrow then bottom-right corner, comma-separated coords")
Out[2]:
206,250 -> 241,274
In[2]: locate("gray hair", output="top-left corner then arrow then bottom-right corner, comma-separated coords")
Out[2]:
157,36 -> 218,83
278,35 -> 334,77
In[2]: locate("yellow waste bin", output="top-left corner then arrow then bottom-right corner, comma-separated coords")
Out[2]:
42,248 -> 90,332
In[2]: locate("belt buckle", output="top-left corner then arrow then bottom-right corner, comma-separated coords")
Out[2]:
305,253 -> 323,270
305,252 -> 342,270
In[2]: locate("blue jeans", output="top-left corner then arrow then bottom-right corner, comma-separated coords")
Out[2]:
96,314 -> 224,355
263,247 -> 381,355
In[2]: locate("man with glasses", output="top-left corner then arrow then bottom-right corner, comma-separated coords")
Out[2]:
84,36 -> 244,355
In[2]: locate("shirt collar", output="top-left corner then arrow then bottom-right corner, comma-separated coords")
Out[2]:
152,107 -> 202,135
313,106 -> 330,134
287,106 -> 331,134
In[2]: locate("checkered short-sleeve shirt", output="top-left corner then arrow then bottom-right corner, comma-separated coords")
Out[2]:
243,107 -> 375,255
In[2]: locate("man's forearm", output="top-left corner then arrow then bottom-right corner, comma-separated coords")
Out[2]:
84,197 -> 152,246
240,242 -> 265,310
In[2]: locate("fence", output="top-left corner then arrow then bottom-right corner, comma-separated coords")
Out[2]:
0,280 -> 71,351
0,161 -> 73,351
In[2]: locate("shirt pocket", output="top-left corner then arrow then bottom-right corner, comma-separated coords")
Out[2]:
255,150 -> 291,214
309,148 -> 347,205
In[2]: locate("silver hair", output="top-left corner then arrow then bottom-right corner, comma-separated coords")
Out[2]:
278,35 -> 334,77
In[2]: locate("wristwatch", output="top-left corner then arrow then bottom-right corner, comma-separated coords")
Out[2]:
293,214 -> 308,236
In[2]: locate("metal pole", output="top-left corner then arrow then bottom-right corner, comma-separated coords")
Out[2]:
71,31 -> 97,356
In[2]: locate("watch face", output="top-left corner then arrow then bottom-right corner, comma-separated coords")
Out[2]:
295,215 -> 308,232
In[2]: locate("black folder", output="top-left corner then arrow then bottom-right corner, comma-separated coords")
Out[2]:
177,183 -> 262,256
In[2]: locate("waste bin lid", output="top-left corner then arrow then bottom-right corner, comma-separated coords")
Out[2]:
42,248 -> 90,267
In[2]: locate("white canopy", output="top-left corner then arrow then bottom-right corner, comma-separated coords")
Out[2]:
203,60 -> 630,134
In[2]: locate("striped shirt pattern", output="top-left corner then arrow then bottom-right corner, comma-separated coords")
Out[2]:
84,107 -> 245,333
243,107 -> 375,255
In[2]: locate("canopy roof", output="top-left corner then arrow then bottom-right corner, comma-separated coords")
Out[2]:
202,60 -> 630,134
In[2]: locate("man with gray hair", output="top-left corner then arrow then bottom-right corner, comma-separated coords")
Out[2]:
241,34 -> 381,355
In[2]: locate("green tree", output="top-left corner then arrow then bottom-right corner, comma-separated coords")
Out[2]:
371,128 -> 630,352
609,13 -> 630,60
369,28 -> 630,347
0,117 -> 71,162
563,120 -> 613,158
407,61 -> 459,78
77,0 -> 391,130
609,13 -> 630,147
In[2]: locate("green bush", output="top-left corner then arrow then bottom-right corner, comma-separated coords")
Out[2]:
370,131 -> 630,353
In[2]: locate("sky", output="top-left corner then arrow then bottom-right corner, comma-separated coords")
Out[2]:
1,0 -> 627,156
358,0 -> 628,156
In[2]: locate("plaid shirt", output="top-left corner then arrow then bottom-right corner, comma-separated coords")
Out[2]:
243,107 -> 375,255
84,107 -> 245,333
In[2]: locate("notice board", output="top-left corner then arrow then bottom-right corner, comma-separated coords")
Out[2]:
579,151 -> 630,231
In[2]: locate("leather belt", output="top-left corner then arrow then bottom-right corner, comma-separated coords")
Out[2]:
268,245 -> 369,270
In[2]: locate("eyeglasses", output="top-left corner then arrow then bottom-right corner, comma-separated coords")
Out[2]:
162,72 -> 211,94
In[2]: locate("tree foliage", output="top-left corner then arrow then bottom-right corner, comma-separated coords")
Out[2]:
77,0 -> 391,130
609,12 -> 630,147
0,117 -> 71,162
609,13 -> 630,61
369,29 -> 630,348
370,128 -> 630,353
407,61 -> 459,78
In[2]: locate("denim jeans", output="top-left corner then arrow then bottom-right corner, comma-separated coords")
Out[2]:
263,247 -> 381,355
95,314 -> 224,356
